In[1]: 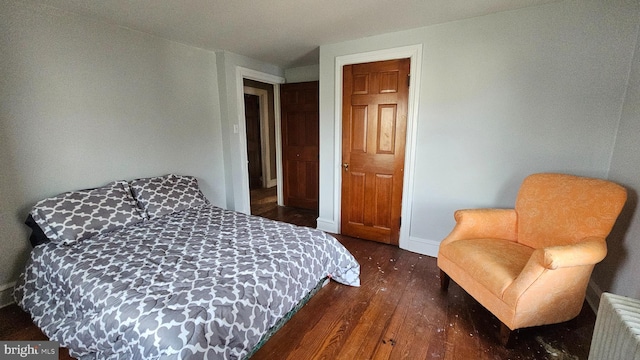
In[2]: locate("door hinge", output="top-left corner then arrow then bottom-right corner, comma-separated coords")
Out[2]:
407,74 -> 410,87
399,216 -> 402,227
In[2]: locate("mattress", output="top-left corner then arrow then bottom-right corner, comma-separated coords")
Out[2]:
15,205 -> 360,359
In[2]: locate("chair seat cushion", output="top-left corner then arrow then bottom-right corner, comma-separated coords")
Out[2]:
439,239 -> 535,298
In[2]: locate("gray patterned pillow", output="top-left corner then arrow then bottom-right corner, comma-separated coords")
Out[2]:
129,174 -> 209,219
29,181 -> 147,245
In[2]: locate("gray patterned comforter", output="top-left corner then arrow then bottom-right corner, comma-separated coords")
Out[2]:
15,205 -> 360,359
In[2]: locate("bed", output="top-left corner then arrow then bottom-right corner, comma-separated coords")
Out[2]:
14,174 -> 360,359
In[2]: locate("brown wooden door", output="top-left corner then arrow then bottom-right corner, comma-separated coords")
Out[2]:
341,58 -> 410,245
244,93 -> 263,190
281,81 -> 319,210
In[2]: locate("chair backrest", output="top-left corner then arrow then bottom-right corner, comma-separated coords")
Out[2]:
515,173 -> 627,249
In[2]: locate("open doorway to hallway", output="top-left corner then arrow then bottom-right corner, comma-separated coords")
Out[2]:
243,79 -> 278,216
241,77 -> 319,226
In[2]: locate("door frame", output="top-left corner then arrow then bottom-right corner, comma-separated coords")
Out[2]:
243,86 -> 275,188
332,45 -> 422,251
235,67 -> 285,214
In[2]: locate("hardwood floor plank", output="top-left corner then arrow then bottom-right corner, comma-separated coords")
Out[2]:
444,289 -> 483,360
257,240 -> 393,360
358,249 -> 422,359
382,254 -> 437,360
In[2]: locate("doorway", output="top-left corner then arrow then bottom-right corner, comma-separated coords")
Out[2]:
235,67 -> 285,215
325,44 -> 423,253
243,80 -> 278,215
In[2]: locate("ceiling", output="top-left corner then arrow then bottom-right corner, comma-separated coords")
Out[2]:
27,0 -> 559,68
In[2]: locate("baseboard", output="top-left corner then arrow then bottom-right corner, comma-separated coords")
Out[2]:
317,222 -> 440,258
585,279 -> 604,314
316,217 -> 338,234
400,236 -> 439,258
0,281 -> 16,309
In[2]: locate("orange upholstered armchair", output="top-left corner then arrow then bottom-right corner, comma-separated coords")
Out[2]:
437,173 -> 627,344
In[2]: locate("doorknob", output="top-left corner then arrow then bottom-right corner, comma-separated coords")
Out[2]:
343,163 -> 349,171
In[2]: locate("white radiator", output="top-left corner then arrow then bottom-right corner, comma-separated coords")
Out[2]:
589,292 -> 640,360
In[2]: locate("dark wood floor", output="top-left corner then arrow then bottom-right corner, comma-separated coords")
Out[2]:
250,186 -> 279,217
0,188 -> 596,359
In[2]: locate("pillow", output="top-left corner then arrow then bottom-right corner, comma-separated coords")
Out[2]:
29,180 -> 147,245
129,174 -> 209,219
24,214 -> 50,247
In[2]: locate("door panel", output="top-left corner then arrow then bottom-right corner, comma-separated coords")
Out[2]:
378,105 -> 397,153
341,58 -> 410,245
281,81 -> 319,210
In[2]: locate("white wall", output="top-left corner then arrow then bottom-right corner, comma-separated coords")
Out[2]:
285,64 -> 320,83
0,1 -> 226,305
319,0 -> 639,261
597,21 -> 640,299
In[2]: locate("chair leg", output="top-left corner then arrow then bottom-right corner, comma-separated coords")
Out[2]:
439,269 -> 450,291
499,323 -> 516,348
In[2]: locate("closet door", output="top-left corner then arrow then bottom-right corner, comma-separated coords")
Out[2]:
341,59 -> 410,245
280,81 -> 319,210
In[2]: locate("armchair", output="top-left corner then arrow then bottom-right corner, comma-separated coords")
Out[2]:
437,173 -> 627,344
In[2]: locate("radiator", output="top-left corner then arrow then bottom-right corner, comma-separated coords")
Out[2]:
589,292 -> 640,360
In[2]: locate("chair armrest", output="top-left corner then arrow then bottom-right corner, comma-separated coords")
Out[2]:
440,209 -> 517,247
541,237 -> 607,270
502,237 -> 607,306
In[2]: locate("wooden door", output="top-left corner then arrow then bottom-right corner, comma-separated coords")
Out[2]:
281,81 -> 319,210
341,58 -> 410,245
244,93 -> 263,190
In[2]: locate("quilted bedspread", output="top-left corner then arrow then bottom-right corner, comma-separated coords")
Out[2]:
15,205 -> 360,359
